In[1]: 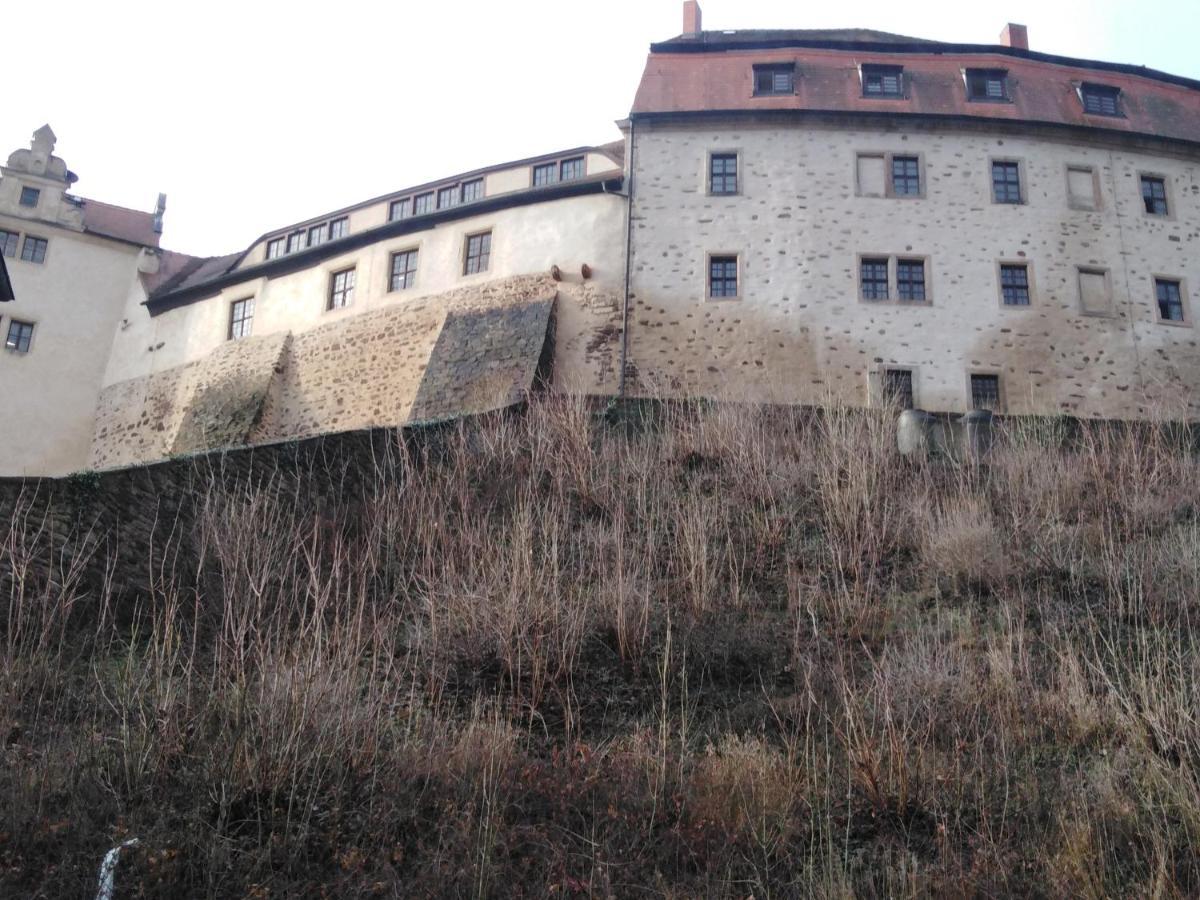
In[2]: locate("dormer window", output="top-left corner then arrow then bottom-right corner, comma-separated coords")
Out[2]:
966,69 -> 1010,102
1080,83 -> 1121,117
19,187 -> 40,208
862,64 -> 904,99
753,64 -> 795,96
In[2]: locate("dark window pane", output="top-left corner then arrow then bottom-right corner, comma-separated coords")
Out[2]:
753,64 -> 794,95
971,374 -> 1001,411
1000,264 -> 1030,305
708,256 -> 739,298
883,370 -> 914,409
390,250 -> 418,291
1141,176 -> 1168,215
5,320 -> 34,353
533,163 -> 558,187
896,259 -> 926,301
710,153 -> 738,194
967,69 -> 1008,101
19,236 -> 47,264
465,232 -> 491,274
1156,279 -> 1185,322
19,187 -> 39,207
1082,85 -> 1120,116
0,229 -> 18,258
861,258 -> 889,300
891,156 -> 920,195
992,161 -> 1022,204
560,158 -> 584,181
863,65 -> 904,97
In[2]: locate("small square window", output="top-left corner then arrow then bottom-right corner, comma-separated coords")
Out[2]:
1081,83 -> 1121,117
5,319 -> 34,353
896,259 -> 926,301
20,236 -> 47,264
709,153 -> 738,195
992,160 -> 1022,204
328,267 -> 355,309
891,156 -> 920,196
308,224 -> 328,247
464,231 -> 491,275
860,257 -> 890,300
533,163 -> 558,187
1156,278 -> 1186,323
560,158 -> 584,181
266,238 -> 285,260
708,255 -> 739,299
862,64 -> 904,98
390,249 -> 418,291
966,69 -> 1009,102
413,193 -> 434,215
229,297 -> 254,340
19,187 -> 40,208
0,229 -> 18,258
389,198 -> 412,222
461,179 -> 484,203
753,64 -> 795,96
1000,263 -> 1031,306
437,186 -> 459,210
1141,175 -> 1168,216
329,217 -> 349,240
970,374 -> 1001,411
286,231 -> 307,254
883,369 -> 914,409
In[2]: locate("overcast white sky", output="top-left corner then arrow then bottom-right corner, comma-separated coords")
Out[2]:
4,0 -> 1198,257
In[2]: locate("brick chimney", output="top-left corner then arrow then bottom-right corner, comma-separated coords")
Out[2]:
683,1 -> 702,36
1000,23 -> 1028,50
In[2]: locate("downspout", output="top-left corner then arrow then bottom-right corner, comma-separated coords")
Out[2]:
618,118 -> 636,397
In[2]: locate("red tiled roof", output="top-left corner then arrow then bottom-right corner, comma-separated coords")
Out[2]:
631,46 -> 1200,146
80,197 -> 161,248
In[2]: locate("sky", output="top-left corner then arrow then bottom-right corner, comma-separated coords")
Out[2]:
3,0 -> 1198,257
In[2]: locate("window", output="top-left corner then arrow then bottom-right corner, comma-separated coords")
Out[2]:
891,156 -> 920,196
896,259 -> 926,301
328,268 -> 355,309
1081,83 -> 1121,117
533,163 -> 558,187
560,158 -> 584,181
390,249 -> 418,291
464,231 -> 491,275
19,187 -> 40,208
229,297 -> 254,340
709,153 -> 738,195
437,186 -> 458,210
860,257 -> 890,300
1066,165 -> 1100,210
0,229 -> 17,258
862,64 -> 904,98
20,236 -> 47,264
1078,268 -> 1113,316
413,193 -> 434,215
461,179 -> 484,203
266,238 -> 285,260
286,231 -> 307,254
970,374 -> 1001,411
883,369 -> 914,409
329,217 -> 349,240
753,63 -> 795,96
389,198 -> 412,221
708,255 -> 739,299
308,224 -> 327,247
5,319 -> 33,353
1141,175 -> 1168,216
1156,278 -> 1186,323
991,160 -> 1022,204
966,69 -> 1009,102
1000,263 -> 1031,306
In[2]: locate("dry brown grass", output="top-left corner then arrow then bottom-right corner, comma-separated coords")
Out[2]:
3,398 -> 1200,897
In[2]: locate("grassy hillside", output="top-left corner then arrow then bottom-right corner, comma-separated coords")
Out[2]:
3,400 -> 1199,897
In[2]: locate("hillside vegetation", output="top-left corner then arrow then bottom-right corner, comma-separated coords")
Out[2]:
3,400 -> 1200,897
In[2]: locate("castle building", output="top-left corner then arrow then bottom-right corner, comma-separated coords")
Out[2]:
4,4 -> 1200,476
